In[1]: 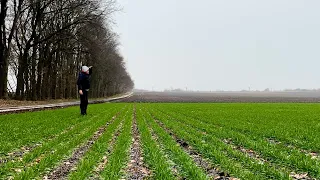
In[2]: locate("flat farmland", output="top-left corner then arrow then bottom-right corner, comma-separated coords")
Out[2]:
120,91 -> 320,103
1,95 -> 320,179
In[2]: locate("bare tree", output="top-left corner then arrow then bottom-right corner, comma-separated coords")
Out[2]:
1,0 -> 134,100
0,0 -> 24,99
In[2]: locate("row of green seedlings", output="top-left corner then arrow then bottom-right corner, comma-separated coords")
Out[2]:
137,104 -> 210,180
67,105 -> 133,179
0,104 -> 120,165
139,105 -> 235,179
267,138 -> 319,162
144,109 -> 234,179
146,105 -> 286,180
0,103 -> 119,156
124,105 -> 150,179
142,107 -> 235,180
0,105 -> 125,180
0,107 -> 83,155
45,106 -> 127,179
168,104 -> 320,156
98,105 -> 133,180
19,106 -> 124,180
155,105 -> 320,179
135,106 -> 175,179
1,107 -> 112,177
152,106 -> 304,179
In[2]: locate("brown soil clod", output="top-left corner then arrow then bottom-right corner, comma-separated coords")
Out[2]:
126,105 -> 150,180
44,111 -> 121,180
149,113 -> 234,180
177,139 -> 189,148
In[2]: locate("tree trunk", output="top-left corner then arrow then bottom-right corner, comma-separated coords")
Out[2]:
0,0 -> 8,99
15,54 -> 25,99
31,46 -> 37,100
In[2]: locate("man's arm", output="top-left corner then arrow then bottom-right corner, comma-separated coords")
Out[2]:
89,66 -> 93,75
77,74 -> 83,95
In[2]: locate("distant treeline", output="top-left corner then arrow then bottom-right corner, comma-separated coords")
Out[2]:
0,0 -> 134,100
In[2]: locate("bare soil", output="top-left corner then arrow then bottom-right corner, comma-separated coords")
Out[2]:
223,139 -> 312,180
0,93 -> 130,109
267,138 -> 319,160
151,113 -> 233,180
0,143 -> 41,165
90,122 -> 123,179
144,116 -> 181,179
0,93 -> 131,115
0,124 -> 77,165
44,112 -> 121,180
119,91 -> 320,103
125,106 -> 150,180
0,99 -> 76,108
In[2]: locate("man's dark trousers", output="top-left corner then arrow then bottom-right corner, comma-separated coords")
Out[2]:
80,90 -> 88,115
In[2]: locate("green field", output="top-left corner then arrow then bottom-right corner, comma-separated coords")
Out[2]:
0,103 -> 320,179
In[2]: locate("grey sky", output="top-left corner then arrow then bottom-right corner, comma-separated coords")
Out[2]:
114,0 -> 320,91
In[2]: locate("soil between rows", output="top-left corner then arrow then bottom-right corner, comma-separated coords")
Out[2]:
149,112 -> 234,180
45,112 -> 121,180
125,105 -> 150,180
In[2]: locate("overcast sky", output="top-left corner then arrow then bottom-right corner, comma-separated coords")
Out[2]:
114,0 -> 320,91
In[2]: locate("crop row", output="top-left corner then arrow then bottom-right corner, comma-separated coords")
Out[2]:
2,103 -> 318,179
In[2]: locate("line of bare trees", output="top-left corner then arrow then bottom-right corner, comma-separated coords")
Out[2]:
0,0 -> 134,100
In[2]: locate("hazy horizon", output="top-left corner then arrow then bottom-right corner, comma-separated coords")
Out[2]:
114,0 -> 320,91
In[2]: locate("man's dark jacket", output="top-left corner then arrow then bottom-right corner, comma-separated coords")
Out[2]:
77,68 -> 92,91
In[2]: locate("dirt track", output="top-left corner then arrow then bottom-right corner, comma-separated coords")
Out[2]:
118,91 -> 320,103
0,93 -> 133,115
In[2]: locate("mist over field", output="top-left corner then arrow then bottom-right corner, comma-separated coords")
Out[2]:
115,0 -> 320,92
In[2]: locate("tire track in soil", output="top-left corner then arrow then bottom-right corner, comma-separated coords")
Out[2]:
148,111 -> 236,180
125,105 -> 150,180
223,139 -> 313,180
43,111 -> 122,180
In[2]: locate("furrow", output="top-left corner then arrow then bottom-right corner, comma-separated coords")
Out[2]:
44,111 -> 121,180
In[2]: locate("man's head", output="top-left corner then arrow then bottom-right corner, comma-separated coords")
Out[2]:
82,66 -> 89,74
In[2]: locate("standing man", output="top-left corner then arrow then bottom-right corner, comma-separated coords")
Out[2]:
77,65 -> 93,115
